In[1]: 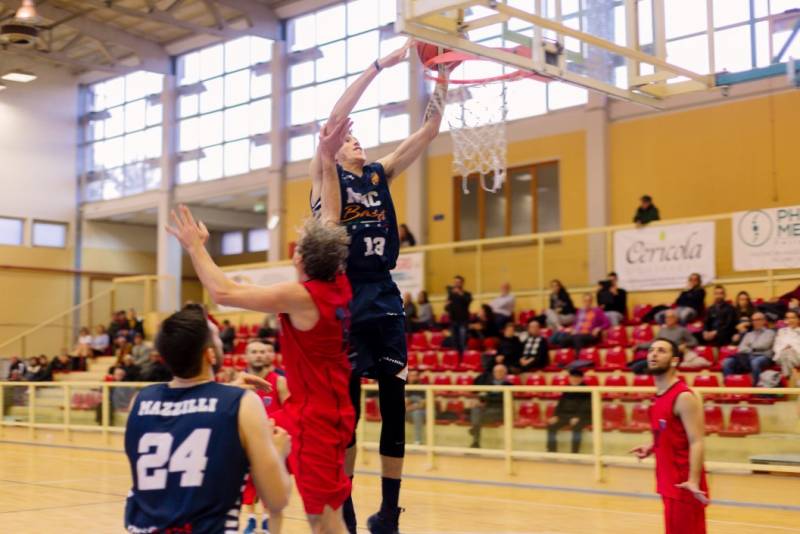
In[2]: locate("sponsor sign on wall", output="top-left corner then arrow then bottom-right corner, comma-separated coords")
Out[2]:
391,252 -> 425,296
733,207 -> 800,270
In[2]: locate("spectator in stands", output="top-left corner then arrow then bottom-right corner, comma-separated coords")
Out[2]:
759,284 -> 800,320
257,315 -> 276,339
543,280 -> 576,330
119,354 -> 141,382
219,319 -> 235,354
141,352 -> 172,382
446,275 -> 473,354
551,294 -> 610,351
49,350 -> 72,373
546,369 -> 591,454
108,310 -> 128,341
631,309 -> 705,373
468,364 -> 511,448
495,323 -> 523,371
36,355 -> 52,381
405,369 -> 426,445
519,320 -> 550,375
23,357 -> 42,381
633,194 -> 660,226
399,224 -> 416,248
130,333 -> 152,367
403,292 -> 418,332
127,308 -> 145,339
91,325 -> 110,356
473,304 -> 501,340
772,309 -> 800,378
700,285 -> 737,347
6,357 -> 26,379
597,272 -> 627,326
654,273 -> 706,325
732,291 -> 756,344
112,335 -> 132,360
73,327 -> 93,358
489,283 -> 515,329
723,312 -> 775,385
413,291 -> 434,332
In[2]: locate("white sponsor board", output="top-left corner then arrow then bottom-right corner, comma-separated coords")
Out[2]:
391,252 -> 425,296
733,207 -> 800,270
613,223 -> 716,290
216,265 -> 296,312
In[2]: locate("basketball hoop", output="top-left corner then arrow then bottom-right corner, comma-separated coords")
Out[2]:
424,46 -> 552,194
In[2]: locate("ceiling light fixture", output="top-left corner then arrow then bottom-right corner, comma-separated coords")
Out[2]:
267,215 -> 280,230
14,0 -> 40,21
2,70 -> 36,82
0,83 -> 6,92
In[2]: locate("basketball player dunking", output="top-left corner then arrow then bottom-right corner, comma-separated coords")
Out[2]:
124,307 -> 292,533
630,339 -> 709,534
241,340 -> 290,534
167,121 -> 356,533
311,40 -> 448,534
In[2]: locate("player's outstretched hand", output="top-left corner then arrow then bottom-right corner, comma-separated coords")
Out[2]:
232,372 -> 274,393
271,424 -> 291,459
378,38 -> 412,69
319,116 -> 352,159
628,444 -> 654,460
675,480 -> 710,505
166,204 -> 209,251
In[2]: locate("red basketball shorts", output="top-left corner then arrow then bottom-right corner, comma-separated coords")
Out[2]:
663,497 -> 706,534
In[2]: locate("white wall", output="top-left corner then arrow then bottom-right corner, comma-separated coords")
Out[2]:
0,64 -> 79,242
82,221 -> 157,252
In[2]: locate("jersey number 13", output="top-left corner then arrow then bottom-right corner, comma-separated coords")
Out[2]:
136,428 -> 211,491
363,237 -> 386,257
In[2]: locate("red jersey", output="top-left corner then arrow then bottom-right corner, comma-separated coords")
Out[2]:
651,380 -> 708,502
278,273 -> 355,449
254,371 -> 284,416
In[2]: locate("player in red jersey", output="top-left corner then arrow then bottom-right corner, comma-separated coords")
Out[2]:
241,340 -> 290,534
167,116 -> 356,534
630,339 -> 709,534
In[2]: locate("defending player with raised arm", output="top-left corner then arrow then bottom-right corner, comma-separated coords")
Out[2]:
630,339 -> 709,534
309,41 -> 450,534
167,134 -> 355,533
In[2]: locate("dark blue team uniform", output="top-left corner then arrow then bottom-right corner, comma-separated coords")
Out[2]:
124,382 -> 249,534
312,162 -> 408,379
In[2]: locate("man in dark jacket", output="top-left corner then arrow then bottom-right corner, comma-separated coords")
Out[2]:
495,323 -> 523,370
546,369 -> 591,453
519,320 -> 550,373
446,275 -> 473,354
655,273 -> 706,325
596,272 -> 628,326
700,285 -> 737,346
468,364 -> 511,448
633,195 -> 660,226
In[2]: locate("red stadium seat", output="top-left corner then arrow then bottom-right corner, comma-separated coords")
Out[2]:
693,373 -> 722,401
630,304 -> 652,325
620,403 -> 651,433
433,373 -> 452,396
632,324 -> 655,346
459,350 -> 482,372
542,373 -> 568,399
524,374 -> 546,399
455,373 -> 476,397
436,399 -> 465,425
518,310 -> 536,325
249,324 -> 259,338
222,355 -> 233,368
599,346 -> 628,371
439,313 -> 450,326
719,406 -> 760,436
365,397 -> 381,422
532,402 -> 558,429
540,327 -> 553,339
578,347 -> 601,368
483,337 -> 499,350
627,374 -> 654,401
410,332 -> 429,350
602,403 -> 627,431
419,373 -> 431,385
507,374 -> 521,386
688,346 -> 716,369
602,373 -> 629,400
429,331 -> 445,348
236,325 -> 249,339
440,350 -> 460,371
582,373 -> 599,386
467,337 -> 482,350
515,402 -> 542,428
704,405 -> 724,434
419,350 -> 439,371
233,340 -> 247,354
234,356 -> 247,371
407,351 -> 420,370
714,345 -> 739,371
717,374 -> 752,403
547,348 -> 575,371
602,325 -> 630,348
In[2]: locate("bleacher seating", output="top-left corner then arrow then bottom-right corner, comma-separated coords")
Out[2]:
601,403 -> 627,431
459,350 -> 482,372
548,348 -> 575,371
419,350 -> 439,371
514,402 -> 541,428
578,347 -> 601,368
718,374 -> 753,403
704,405 -> 724,434
429,331 -> 445,348
599,346 -> 628,371
410,332 -> 429,350
631,324 -> 654,346
719,406 -> 760,436
602,325 -> 630,348
627,374 -> 654,401
620,403 -> 651,433
602,373 -> 628,400
440,350 -> 459,371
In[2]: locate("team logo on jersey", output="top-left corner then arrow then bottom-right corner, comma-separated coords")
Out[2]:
371,174 -> 380,185
342,204 -> 386,224
658,418 -> 667,430
346,188 -> 382,208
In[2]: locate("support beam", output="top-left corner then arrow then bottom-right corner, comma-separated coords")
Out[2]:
268,40 -> 286,261
201,0 -> 226,30
213,0 -> 281,39
0,46 -> 137,74
186,205 -> 267,230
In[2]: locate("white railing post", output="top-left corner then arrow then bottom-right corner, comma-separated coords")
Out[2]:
28,384 -> 35,439
503,389 -> 514,474
425,387 -> 436,470
591,388 -> 604,482
63,384 -> 71,441
102,384 -> 110,445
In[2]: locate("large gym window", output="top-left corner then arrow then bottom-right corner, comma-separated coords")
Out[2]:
286,0 -> 410,162
176,36 -> 273,184
83,71 -> 164,201
454,162 -> 560,240
0,216 -> 24,246
32,221 -> 68,248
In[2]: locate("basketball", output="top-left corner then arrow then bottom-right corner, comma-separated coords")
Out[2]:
416,41 -> 461,71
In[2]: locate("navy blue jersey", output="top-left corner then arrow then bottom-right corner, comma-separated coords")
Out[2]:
313,162 -> 400,277
124,382 -> 249,534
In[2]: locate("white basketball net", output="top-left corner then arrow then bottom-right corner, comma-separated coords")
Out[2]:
431,79 -> 508,194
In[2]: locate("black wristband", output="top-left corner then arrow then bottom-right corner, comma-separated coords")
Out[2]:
373,59 -> 382,72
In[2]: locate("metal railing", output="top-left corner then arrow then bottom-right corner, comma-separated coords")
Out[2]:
2,381 -> 797,481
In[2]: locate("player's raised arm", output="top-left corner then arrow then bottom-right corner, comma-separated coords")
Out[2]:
310,40 -> 412,204
674,391 -> 710,505
377,69 -> 448,181
238,391 -> 292,514
317,116 -> 352,225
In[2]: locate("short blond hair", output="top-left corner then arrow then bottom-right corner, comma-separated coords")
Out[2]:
296,218 -> 349,281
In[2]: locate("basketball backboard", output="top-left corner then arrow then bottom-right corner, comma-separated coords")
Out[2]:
396,0 -> 719,108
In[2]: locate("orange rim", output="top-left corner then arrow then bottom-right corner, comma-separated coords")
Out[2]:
423,45 -> 553,85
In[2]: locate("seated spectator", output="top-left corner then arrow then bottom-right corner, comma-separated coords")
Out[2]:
654,273 -> 706,325
91,325 -> 110,356
23,357 -> 41,381
773,309 -> 800,378
399,223 -> 416,248
732,291 -> 756,344
413,291 -> 434,332
405,369 -> 426,445
127,308 -> 145,338
73,327 -> 93,358
468,364 -> 511,448
472,304 -> 501,340
219,320 -> 235,354
489,283 -> 515,329
403,292 -> 418,332
494,323 -> 522,371
546,369 -> 591,454
257,315 -> 276,339
631,309 -> 706,373
49,350 -> 72,373
141,352 -> 172,382
543,280 -> 576,330
112,335 -> 132,360
6,357 -> 27,379
519,320 -> 550,375
700,285 -> 737,347
108,310 -> 128,341
633,194 -> 660,226
596,272 -> 627,326
119,354 -> 142,382
36,355 -> 52,381
551,294 -> 610,352
723,312 -> 775,385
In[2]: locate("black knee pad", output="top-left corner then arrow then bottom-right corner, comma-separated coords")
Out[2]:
378,374 -> 406,458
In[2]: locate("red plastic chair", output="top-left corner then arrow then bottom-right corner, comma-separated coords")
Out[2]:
515,402 -> 542,428
436,399 -> 465,425
533,402 -> 558,429
459,350 -> 482,372
233,340 -> 247,354
418,373 -> 431,385
454,373 -> 476,397
440,350 -> 460,371
483,337 -> 499,350
704,405 -> 724,434
540,327 -> 553,339
433,373 -> 452,396
719,406 -> 760,436
410,332 -> 429,350
632,324 -> 654,345
429,331 -> 445,348
686,346 -> 716,369
714,345 -> 739,371
234,356 -> 247,371
248,324 -> 260,338
602,403 -> 627,431
236,325 -> 249,339
439,313 -> 451,326
365,398 -> 381,422
627,374 -> 654,401
518,310 -> 536,325
419,351 -> 439,371
602,325 -> 630,348
547,348 -> 576,371
717,374 -> 752,403
466,337 -> 482,350
602,373 -> 629,400
578,347 -> 601,368
693,373 -> 722,401
222,355 -> 234,368
524,374 -> 546,399
620,403 -> 651,433
630,304 -> 652,325
542,373 -> 568,399
598,346 -> 627,371
582,373 -> 599,386
407,351 -> 420,370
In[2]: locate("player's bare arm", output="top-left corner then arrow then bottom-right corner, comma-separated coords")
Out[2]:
318,116 -> 352,225
309,40 -> 412,203
238,391 -> 291,515
674,391 -> 709,504
628,443 -> 654,460
276,375 -> 290,404
166,205 -> 319,328
377,72 -> 448,181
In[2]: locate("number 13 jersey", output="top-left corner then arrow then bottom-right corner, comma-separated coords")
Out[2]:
124,382 -> 249,534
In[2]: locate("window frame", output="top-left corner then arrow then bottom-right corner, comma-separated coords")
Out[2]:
0,216 -> 25,247
31,220 -> 69,249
